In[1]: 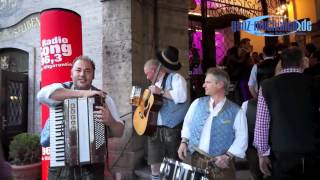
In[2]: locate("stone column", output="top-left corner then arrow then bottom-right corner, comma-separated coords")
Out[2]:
102,0 -> 188,179
102,0 -> 145,179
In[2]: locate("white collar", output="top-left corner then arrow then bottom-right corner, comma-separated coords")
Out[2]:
209,96 -> 226,109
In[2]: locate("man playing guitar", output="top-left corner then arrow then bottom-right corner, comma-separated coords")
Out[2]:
143,46 -> 189,180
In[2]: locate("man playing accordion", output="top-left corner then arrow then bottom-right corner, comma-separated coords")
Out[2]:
38,56 -> 124,180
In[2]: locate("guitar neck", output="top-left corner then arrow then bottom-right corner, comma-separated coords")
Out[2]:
151,64 -> 162,85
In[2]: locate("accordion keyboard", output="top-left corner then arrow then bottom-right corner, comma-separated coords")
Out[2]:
49,105 -> 65,167
49,97 -> 106,167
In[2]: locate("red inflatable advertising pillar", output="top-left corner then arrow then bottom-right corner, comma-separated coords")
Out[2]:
40,8 -> 82,180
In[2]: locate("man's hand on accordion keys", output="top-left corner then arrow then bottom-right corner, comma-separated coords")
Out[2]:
94,105 -> 114,126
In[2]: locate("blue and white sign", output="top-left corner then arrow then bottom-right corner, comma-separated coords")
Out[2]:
231,15 -> 312,36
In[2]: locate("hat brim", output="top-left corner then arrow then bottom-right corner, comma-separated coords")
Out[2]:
156,52 -> 181,71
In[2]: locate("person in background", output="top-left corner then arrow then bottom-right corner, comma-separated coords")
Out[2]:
244,44 -> 280,180
239,38 -> 253,54
248,45 -> 278,98
254,47 -> 320,180
178,68 -> 248,180
252,52 -> 262,64
241,99 -> 273,180
38,56 -> 124,180
290,42 -> 299,47
304,50 -> 320,77
238,47 -> 253,103
224,46 -> 252,105
304,43 -> 317,58
303,43 -> 317,71
274,43 -> 288,75
242,46 -> 278,180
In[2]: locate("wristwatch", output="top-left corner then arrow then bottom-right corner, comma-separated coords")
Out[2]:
181,138 -> 189,145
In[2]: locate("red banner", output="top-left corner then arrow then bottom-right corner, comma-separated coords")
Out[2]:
40,8 -> 82,180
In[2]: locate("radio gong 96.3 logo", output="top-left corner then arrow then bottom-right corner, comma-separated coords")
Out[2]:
40,36 -> 73,70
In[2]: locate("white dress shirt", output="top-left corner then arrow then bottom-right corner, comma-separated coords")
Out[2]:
181,97 -> 248,158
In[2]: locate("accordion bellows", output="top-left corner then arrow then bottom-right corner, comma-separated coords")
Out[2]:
49,97 -> 106,167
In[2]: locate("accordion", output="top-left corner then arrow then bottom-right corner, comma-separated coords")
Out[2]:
49,96 -> 106,167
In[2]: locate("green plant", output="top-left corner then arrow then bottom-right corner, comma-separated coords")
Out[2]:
9,133 -> 41,165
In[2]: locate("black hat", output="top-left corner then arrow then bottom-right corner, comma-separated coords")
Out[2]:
157,46 -> 181,71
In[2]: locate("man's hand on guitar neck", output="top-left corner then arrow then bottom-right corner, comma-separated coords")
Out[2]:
149,85 -> 172,99
149,85 -> 162,95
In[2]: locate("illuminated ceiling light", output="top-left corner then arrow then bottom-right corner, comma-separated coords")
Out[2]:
188,28 -> 202,32
188,12 -> 201,16
10,95 -> 18,101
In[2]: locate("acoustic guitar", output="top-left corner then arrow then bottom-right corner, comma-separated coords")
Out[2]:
133,64 -> 163,136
